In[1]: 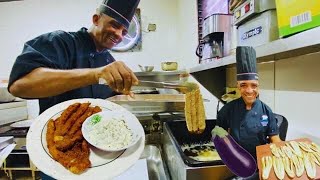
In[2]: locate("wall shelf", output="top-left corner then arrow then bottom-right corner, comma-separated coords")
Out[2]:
190,26 -> 320,73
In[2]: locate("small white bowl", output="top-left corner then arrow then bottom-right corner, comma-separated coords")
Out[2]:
82,111 -> 141,152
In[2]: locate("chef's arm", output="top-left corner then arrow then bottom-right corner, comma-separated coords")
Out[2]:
9,67 -> 97,98
9,61 -> 138,98
270,135 -> 282,143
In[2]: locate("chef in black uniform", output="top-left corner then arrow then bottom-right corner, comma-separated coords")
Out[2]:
8,0 -> 140,113
217,46 -> 282,180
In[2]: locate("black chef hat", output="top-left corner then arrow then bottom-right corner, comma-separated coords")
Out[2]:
99,0 -> 140,29
236,46 -> 259,81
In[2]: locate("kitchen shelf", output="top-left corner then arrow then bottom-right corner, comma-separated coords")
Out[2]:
190,26 -> 320,73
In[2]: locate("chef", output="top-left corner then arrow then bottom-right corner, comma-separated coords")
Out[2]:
217,46 -> 282,179
8,0 -> 140,114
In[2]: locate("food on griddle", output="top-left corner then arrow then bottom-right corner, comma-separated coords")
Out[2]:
272,156 -> 285,180
283,156 -> 295,178
261,156 -> 272,180
181,142 -> 220,161
184,83 -> 205,134
46,102 -> 102,174
211,126 -> 257,178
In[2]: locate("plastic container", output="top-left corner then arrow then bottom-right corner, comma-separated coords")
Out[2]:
237,10 -> 279,47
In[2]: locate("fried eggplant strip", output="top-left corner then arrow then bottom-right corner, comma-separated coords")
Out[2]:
196,88 -> 205,133
55,103 -> 81,127
46,119 -> 60,160
47,102 -> 93,174
92,106 -> 102,114
55,130 -> 84,151
68,107 -> 94,136
65,140 -> 91,174
184,84 -> 206,134
55,103 -> 90,136
185,90 -> 193,132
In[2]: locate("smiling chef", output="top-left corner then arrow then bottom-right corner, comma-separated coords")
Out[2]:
216,46 -> 282,180
8,0 -> 140,114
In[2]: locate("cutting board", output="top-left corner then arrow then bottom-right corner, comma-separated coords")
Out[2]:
256,138 -> 320,180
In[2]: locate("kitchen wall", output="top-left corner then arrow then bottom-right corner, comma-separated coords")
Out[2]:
0,0 -> 217,119
0,0 -> 200,74
0,0 -> 99,79
226,52 -> 320,144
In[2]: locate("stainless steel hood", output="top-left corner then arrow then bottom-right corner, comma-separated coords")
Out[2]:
190,67 -> 226,102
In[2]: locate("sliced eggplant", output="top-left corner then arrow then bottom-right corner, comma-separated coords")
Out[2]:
273,156 -> 285,180
299,142 -> 314,152
310,142 -> 320,153
278,147 -> 286,158
270,144 -> 281,158
309,152 -> 320,166
261,156 -> 272,180
283,156 -> 295,178
282,145 -> 294,159
312,151 -> 320,165
290,141 -> 303,158
291,155 -> 304,177
303,153 -> 316,179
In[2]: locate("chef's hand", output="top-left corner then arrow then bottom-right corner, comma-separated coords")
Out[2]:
95,61 -> 139,96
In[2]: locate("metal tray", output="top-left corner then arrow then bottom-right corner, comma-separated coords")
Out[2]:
164,120 -> 224,167
107,94 -> 185,114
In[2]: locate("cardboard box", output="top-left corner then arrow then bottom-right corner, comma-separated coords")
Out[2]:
275,0 -> 320,37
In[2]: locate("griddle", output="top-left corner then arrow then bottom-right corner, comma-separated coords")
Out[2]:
165,120 -> 224,167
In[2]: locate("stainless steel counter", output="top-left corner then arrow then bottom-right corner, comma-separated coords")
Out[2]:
140,144 -> 170,180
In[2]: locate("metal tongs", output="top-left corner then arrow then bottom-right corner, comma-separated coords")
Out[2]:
98,78 -> 189,91
138,80 -> 189,90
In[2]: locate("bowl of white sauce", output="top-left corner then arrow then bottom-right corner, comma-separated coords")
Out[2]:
82,111 -> 141,151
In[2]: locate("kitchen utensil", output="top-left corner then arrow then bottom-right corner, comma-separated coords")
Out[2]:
99,78 -> 197,93
138,64 -> 154,72
138,80 -> 185,89
161,62 -> 178,71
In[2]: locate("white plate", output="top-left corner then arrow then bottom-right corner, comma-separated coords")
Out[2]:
26,98 -> 145,180
82,111 -> 141,152
10,120 -> 34,128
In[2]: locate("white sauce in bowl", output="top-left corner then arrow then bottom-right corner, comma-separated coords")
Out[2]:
87,118 -> 133,150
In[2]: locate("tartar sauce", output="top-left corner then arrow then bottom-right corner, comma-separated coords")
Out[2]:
88,118 -> 133,150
